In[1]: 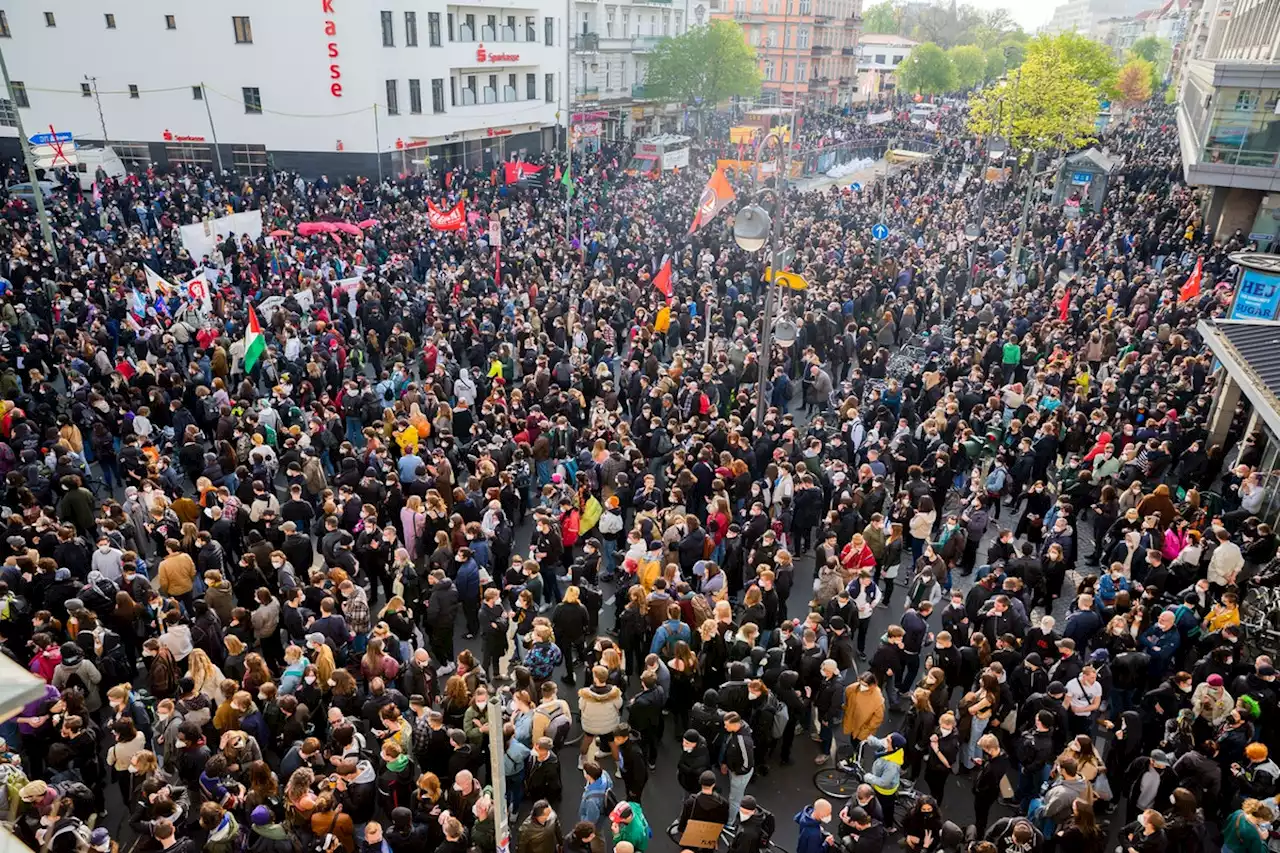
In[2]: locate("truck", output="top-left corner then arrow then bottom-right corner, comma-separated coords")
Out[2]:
625,134 -> 691,177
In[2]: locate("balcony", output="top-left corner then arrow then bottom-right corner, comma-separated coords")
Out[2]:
577,86 -> 600,100
632,84 -> 652,99
839,75 -> 852,84
574,33 -> 599,50
632,35 -> 664,51
812,13 -> 833,23
844,15 -> 861,27
811,44 -> 833,55
1175,59 -> 1280,191
841,45 -> 856,55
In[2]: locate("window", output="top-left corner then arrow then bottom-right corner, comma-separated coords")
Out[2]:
0,98 -> 15,126
526,15 -> 536,41
128,84 -> 139,99
462,13 -> 474,39
750,27 -> 760,45
243,86 -> 262,113
405,11 -> 418,46
798,26 -> 809,47
763,60 -> 774,81
768,0 -> 779,12
409,79 -> 422,113
783,61 -> 788,81
232,16 -> 252,43
800,0 -> 811,11
545,16 -> 554,46
0,11 -> 9,36
381,10 -> 394,46
429,12 -> 441,46
891,54 -> 902,64
104,13 -> 116,28
623,10 -> 629,35
166,142 -> 212,167
385,79 -> 399,114
527,73 -> 536,100
232,144 -> 268,175
874,53 -> 885,64
797,60 -> 806,82
767,27 -> 776,46
432,78 -> 445,113
165,14 -> 176,29
450,77 -> 457,107
447,12 -> 454,41
81,82 -> 92,97
545,72 -> 554,102
113,142 -> 151,169
192,85 -> 203,100
44,11 -> 55,26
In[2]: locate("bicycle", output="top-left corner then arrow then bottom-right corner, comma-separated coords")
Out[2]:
813,756 -> 919,821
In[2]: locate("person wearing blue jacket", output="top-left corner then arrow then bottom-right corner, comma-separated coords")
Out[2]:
861,733 -> 906,829
579,761 -> 615,827
651,609 -> 692,657
795,799 -> 834,853
455,548 -> 482,639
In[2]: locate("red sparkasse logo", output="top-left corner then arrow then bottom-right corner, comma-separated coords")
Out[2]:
476,42 -> 519,63
487,127 -> 512,137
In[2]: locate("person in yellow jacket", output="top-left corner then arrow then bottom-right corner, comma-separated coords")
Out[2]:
861,732 -> 905,829
636,541 -> 663,594
1204,592 -> 1241,634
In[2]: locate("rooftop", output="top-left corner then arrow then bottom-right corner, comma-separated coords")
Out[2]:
1199,318 -> 1280,436
858,33 -> 918,45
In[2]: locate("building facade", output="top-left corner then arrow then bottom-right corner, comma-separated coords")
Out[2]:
0,0 -> 569,176
568,0 -> 694,144
711,0 -> 861,107
1176,0 -> 1280,247
854,33 -> 916,101
1044,0 -> 1155,34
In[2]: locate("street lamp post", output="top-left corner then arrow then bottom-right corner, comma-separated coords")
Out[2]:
734,127 -> 789,428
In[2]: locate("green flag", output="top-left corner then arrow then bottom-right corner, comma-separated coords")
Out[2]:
561,161 -> 574,198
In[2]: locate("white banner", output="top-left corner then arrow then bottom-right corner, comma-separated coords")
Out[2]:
257,296 -> 286,322
294,289 -> 315,314
866,111 -> 894,125
179,210 -> 264,262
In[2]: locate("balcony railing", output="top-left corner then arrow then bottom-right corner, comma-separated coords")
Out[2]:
632,35 -> 664,50
632,83 -> 649,98
838,75 -> 852,84
578,86 -> 600,100
841,45 -> 856,55
575,33 -> 599,50
844,15 -> 861,27
811,44 -> 833,55
813,13 -> 833,23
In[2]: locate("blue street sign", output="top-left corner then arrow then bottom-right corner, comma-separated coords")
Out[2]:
29,130 -> 73,145
849,181 -> 863,191
871,223 -> 889,241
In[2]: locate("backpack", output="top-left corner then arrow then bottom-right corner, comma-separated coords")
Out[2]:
494,518 -> 515,550
537,704 -> 572,751
553,361 -> 572,386
767,694 -> 789,740
599,511 -> 623,535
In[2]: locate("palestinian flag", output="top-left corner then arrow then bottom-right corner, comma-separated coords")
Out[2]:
243,306 -> 265,374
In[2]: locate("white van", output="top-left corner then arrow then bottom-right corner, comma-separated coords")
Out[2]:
70,146 -> 129,190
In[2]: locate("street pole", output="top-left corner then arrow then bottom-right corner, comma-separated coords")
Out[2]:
486,703 -> 509,853
754,131 -> 787,427
1009,152 -> 1043,287
0,42 -> 54,253
200,83 -> 225,174
86,75 -> 109,147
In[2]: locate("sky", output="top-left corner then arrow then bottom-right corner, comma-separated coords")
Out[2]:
965,0 -> 1057,32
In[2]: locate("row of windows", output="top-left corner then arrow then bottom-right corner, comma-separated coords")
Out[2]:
386,74 -> 555,113
9,81 -> 261,113
0,10 -> 212,35
382,9 -> 555,45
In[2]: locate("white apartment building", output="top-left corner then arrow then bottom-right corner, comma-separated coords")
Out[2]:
569,0 -> 694,143
0,0 -> 570,176
1044,0 -> 1153,33
854,33 -> 915,100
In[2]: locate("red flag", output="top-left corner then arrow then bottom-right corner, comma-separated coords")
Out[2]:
553,164 -> 562,182
503,162 -> 544,184
495,245 -> 501,290
1179,256 -> 1203,302
427,199 -> 466,230
652,259 -> 674,301
1058,288 -> 1071,322
688,168 -> 736,235
445,171 -> 454,189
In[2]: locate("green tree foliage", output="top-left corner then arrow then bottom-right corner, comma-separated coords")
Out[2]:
1117,57 -> 1154,105
897,42 -> 956,94
984,46 -> 1007,81
949,45 -> 987,89
643,21 -> 762,107
1033,32 -> 1118,98
967,37 -> 1100,154
1129,35 -> 1169,65
862,1 -> 899,34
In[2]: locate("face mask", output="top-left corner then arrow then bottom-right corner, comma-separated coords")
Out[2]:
305,675 -> 317,685
99,545 -> 111,553
748,691 -> 761,700
476,700 -> 488,710
739,811 -> 752,824
273,561 -> 284,569
939,726 -> 953,736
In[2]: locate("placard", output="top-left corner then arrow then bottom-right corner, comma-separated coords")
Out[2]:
679,820 -> 724,849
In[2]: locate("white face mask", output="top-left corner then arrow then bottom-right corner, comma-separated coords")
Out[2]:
305,676 -> 317,685
739,811 -> 752,824
476,701 -> 488,710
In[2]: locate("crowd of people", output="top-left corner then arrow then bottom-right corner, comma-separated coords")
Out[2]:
0,91 -> 1276,853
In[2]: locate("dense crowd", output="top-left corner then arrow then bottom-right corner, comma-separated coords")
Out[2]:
0,94 -> 1276,853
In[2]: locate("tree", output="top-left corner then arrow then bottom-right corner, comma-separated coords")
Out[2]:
949,45 -> 987,89
971,9 -> 1019,49
863,1 -> 899,34
642,21 -> 761,110
1129,35 -> 1169,65
1116,57 -> 1154,106
984,46 -> 1007,81
897,42 -> 956,94
1032,32 -> 1118,98
967,37 -> 1100,154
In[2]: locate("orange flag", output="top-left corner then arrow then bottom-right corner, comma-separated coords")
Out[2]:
1179,256 -> 1203,302
688,168 -> 736,235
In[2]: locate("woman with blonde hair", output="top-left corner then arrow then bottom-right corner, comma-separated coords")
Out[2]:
222,635 -> 247,683
188,648 -> 226,701
312,642 -> 336,690
400,495 -> 426,562
360,636 -> 401,683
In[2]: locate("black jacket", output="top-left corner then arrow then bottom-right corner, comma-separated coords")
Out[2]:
679,790 -> 731,835
524,751 -> 562,803
617,734 -> 648,795
628,686 -> 666,731
722,723 -> 756,775
677,736 -> 714,793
